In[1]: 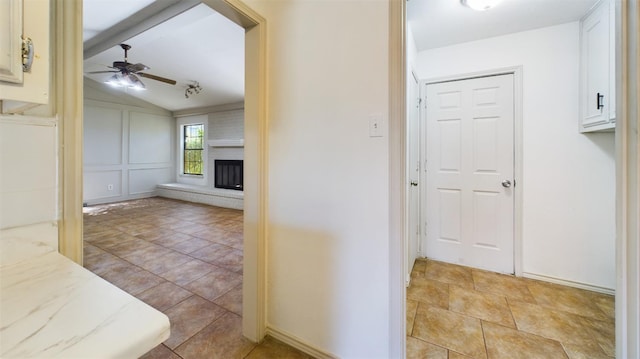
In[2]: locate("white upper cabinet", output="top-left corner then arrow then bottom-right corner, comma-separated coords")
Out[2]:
580,0 -> 615,132
0,0 -> 50,109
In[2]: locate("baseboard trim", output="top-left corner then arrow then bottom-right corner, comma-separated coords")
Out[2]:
265,326 -> 338,359
522,272 -> 615,295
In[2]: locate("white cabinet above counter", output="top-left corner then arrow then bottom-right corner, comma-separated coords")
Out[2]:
579,0 -> 616,132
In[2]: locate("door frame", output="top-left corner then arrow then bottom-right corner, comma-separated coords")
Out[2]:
405,68 -> 421,286
56,0 -> 269,343
419,66 -> 523,275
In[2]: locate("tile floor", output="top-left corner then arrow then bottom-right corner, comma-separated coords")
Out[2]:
407,258 -> 616,359
83,197 -> 311,359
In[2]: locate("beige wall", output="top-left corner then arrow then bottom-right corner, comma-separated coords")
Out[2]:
243,0 -> 392,356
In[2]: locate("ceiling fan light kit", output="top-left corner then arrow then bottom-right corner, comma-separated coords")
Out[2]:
105,73 -> 146,90
461,0 -> 502,11
87,43 -> 177,91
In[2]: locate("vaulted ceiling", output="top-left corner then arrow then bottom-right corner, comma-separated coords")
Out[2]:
83,1 -> 244,112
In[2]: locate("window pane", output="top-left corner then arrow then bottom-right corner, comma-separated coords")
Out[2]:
183,124 -> 204,175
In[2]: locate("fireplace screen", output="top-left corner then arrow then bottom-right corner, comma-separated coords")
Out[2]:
215,160 -> 243,191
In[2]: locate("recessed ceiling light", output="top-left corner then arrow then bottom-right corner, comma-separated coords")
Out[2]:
461,0 -> 502,11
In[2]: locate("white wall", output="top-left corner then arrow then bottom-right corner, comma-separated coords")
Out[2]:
0,117 -> 57,229
243,0 -> 391,357
0,116 -> 59,248
83,81 -> 175,205
415,22 -> 616,290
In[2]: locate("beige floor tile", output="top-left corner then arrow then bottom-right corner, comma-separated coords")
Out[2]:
151,232 -> 193,248
137,251 -> 194,276
174,312 -> 256,359
83,252 -> 131,275
407,299 -> 418,336
159,259 -> 215,286
449,351 -> 474,359
562,342 -> 612,359
508,300 -> 595,346
140,344 -> 182,359
167,237 -> 213,254
245,336 -> 313,359
482,321 -> 568,359
449,285 -> 515,328
136,282 -> 193,312
163,296 -> 227,349
184,266 -> 243,301
213,284 -> 243,316
208,249 -> 244,273
425,260 -> 474,289
592,294 -> 615,320
526,281 -> 609,321
407,277 -> 449,309
471,269 -> 536,303
583,317 -> 615,357
406,336 -> 447,359
413,304 -> 487,359
189,243 -> 235,263
106,269 -> 166,296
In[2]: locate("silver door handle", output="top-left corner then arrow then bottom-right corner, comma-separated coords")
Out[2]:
501,180 -> 511,188
410,181 -> 418,186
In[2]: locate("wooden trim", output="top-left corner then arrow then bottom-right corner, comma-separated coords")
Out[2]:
172,101 -> 245,118
200,0 -> 268,343
57,0 -> 84,265
389,0 -> 406,357
266,326 -> 338,359
615,0 -> 640,357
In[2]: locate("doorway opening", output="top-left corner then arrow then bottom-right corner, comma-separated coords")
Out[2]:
76,0 -> 267,346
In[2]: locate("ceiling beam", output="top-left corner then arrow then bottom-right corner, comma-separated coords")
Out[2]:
83,0 -> 201,60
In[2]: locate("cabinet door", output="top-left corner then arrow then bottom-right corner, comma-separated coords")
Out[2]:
580,1 -> 610,131
0,0 -> 23,84
0,0 -> 50,106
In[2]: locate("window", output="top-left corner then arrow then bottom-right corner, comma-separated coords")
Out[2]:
183,124 -> 204,175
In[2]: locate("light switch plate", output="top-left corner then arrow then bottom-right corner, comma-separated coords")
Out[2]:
369,114 -> 384,137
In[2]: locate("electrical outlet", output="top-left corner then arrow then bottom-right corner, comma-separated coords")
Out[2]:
107,184 -> 113,191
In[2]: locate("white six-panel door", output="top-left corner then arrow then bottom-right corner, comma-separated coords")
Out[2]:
425,74 -> 514,274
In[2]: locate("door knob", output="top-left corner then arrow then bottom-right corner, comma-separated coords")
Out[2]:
501,180 -> 511,188
410,181 -> 418,187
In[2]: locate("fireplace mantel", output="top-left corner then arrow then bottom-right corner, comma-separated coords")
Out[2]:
207,139 -> 244,147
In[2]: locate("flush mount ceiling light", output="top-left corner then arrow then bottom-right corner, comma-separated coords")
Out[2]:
461,0 -> 502,11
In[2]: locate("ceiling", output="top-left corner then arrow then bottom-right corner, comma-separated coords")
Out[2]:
83,0 -> 599,111
83,1 -> 244,112
408,0 -> 599,51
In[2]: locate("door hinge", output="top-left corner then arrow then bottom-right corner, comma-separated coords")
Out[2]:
22,37 -> 34,73
416,224 -> 420,235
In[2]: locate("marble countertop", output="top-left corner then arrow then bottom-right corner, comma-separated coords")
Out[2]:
0,234 -> 170,358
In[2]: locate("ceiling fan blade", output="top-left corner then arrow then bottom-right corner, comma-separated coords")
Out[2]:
137,72 -> 177,85
86,70 -> 119,74
127,63 -> 150,72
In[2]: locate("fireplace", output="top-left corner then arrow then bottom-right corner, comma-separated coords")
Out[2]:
214,160 -> 243,191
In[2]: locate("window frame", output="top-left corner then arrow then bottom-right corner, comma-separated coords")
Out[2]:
182,123 -> 205,176
177,116 -> 208,186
